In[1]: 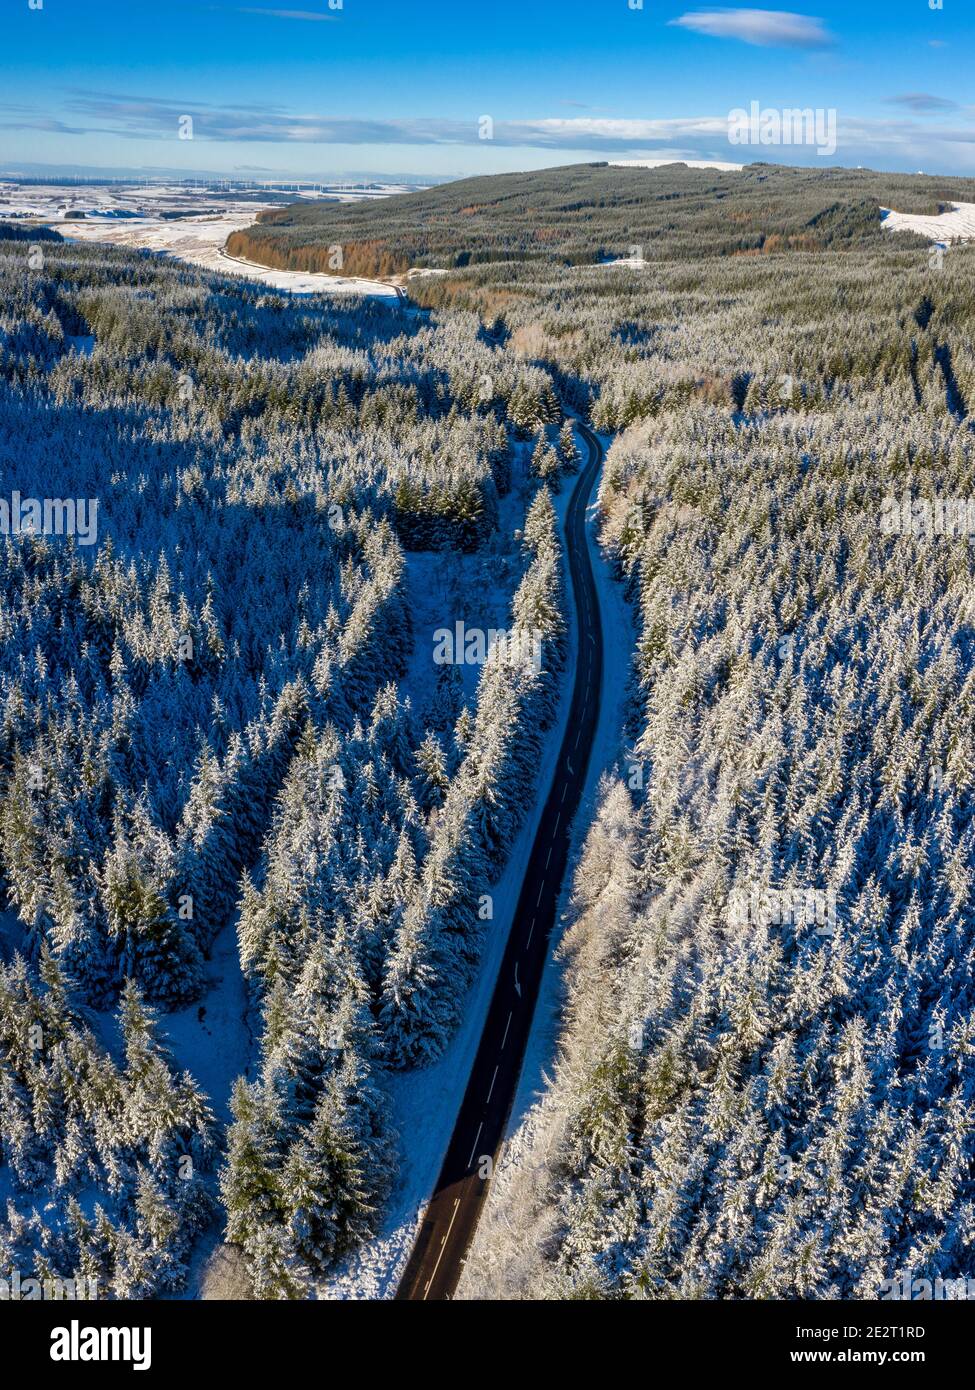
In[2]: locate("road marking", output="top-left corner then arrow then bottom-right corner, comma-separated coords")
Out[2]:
561,783 -> 568,803
424,1196 -> 462,1300
514,962 -> 522,997
554,812 -> 560,833
526,918 -> 535,947
536,881 -> 546,906
502,1011 -> 512,1048
467,1124 -> 483,1170
486,1066 -> 499,1103
575,729 -> 582,749
545,845 -> 552,869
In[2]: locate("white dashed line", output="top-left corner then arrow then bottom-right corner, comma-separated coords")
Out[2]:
424,1196 -> 462,1300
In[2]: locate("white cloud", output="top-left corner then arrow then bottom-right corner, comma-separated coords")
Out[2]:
6,91 -> 975,174
669,9 -> 834,49
888,93 -> 958,113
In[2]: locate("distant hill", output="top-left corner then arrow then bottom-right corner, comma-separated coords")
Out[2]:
227,161 -> 975,280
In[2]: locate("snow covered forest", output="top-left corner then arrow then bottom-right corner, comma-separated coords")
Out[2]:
4,157 -> 975,1302
228,162 -> 975,275
444,186 -> 975,1298
0,228 -> 570,1297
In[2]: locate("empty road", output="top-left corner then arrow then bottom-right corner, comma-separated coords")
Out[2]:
396,419 -> 605,1300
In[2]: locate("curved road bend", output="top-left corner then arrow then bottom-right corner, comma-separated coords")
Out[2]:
396,420 -> 605,1301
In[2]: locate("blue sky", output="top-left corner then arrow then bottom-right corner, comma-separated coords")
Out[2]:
2,1 -> 973,179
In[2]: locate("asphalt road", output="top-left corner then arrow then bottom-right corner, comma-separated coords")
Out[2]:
395,419 -> 605,1301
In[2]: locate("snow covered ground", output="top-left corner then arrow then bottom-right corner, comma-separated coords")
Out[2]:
881,201 -> 975,244
0,182 -> 406,297
599,253 -> 650,270
0,908 -> 26,966
63,215 -> 400,298
160,921 -> 252,1129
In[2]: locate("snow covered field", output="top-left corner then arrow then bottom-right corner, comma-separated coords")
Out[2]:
881,201 -> 975,244
0,182 -> 407,296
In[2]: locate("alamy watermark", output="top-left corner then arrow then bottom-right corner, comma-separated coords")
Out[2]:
729,887 -> 837,935
50,1319 -> 151,1370
728,102 -> 837,158
881,494 -> 975,539
880,1272 -> 975,1300
1,1269 -> 98,1300
433,621 -> 544,674
0,493 -> 99,546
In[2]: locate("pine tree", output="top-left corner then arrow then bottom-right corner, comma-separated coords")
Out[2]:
558,420 -> 580,471
415,731 -> 450,811
99,816 -> 202,1005
378,903 -> 455,1067
221,1078 -> 285,1258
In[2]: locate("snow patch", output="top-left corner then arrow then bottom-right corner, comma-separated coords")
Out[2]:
159,918 -> 252,1128
599,254 -> 649,270
881,201 -> 975,244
